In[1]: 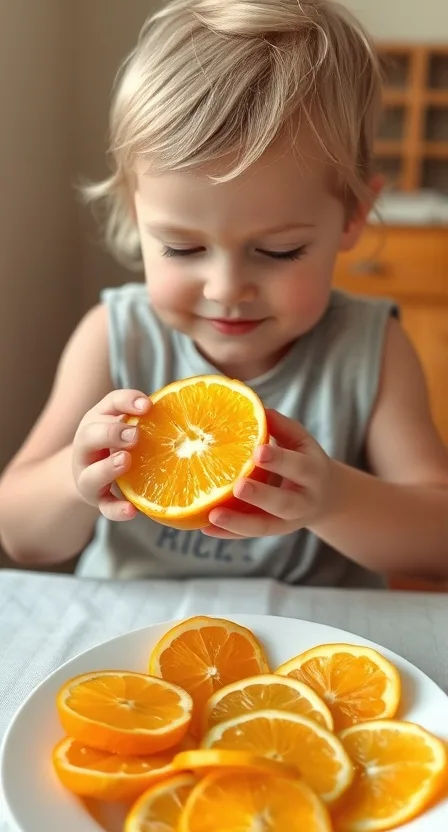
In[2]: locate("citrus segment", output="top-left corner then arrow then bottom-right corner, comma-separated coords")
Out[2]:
202,709 -> 354,803
202,673 -> 333,735
56,671 -> 192,755
149,616 -> 270,734
179,770 -> 332,832
117,375 -> 268,529
336,720 -> 447,831
125,773 -> 197,832
276,643 -> 401,731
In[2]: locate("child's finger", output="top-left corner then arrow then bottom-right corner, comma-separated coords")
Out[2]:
77,451 -> 132,505
201,526 -> 246,540
253,444 -> 316,486
208,506 -> 288,538
94,390 -> 151,418
265,408 -> 312,452
98,493 -> 137,522
233,478 -> 307,521
76,421 -> 139,464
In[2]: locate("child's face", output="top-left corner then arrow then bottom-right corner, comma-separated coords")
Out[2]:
133,139 -> 366,379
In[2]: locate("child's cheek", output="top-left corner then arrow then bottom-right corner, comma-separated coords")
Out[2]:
283,273 -> 331,328
146,265 -> 198,315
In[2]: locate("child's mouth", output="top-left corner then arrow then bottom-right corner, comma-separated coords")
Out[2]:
207,318 -> 266,336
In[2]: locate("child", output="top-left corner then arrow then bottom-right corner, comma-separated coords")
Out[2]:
0,0 -> 447,586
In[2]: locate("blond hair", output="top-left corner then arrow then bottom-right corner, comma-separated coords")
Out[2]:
86,0 -> 382,268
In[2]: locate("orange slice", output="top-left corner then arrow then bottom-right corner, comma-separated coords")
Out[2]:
276,643 -> 401,731
52,736 -> 186,801
149,616 -> 270,735
56,671 -> 192,755
116,374 -> 268,530
336,720 -> 447,831
172,748 -> 298,778
179,770 -> 332,832
202,709 -> 354,803
202,673 -> 333,735
125,772 -> 197,832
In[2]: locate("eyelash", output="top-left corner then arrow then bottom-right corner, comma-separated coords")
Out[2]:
161,246 -> 307,261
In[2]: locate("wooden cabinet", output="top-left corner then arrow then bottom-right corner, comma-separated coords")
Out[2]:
334,224 -> 448,446
376,45 -> 448,193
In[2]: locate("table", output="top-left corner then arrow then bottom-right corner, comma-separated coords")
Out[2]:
1,569 -> 448,831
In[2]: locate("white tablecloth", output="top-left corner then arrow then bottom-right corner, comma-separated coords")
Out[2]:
1,569 -> 448,830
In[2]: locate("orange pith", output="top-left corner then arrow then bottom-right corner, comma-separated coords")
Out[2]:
149,616 -> 270,735
56,671 -> 193,755
276,643 -> 401,731
116,374 -> 268,530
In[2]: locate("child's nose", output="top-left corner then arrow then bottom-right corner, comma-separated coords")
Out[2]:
203,263 -> 257,305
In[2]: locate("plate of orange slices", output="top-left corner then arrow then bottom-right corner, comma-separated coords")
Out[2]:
1,614 -> 448,832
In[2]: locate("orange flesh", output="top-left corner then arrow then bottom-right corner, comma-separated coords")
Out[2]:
205,677 -> 333,732
122,380 -> 266,510
65,674 -> 186,730
286,653 -> 397,730
158,626 -> 269,708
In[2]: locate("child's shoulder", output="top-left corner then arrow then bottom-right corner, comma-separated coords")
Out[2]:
328,288 -> 398,321
319,289 -> 399,351
101,281 -> 153,311
101,281 -> 171,335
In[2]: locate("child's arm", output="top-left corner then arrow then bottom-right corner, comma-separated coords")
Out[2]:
0,305 -> 113,565
309,318 -> 448,576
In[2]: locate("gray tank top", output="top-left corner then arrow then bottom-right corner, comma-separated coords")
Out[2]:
77,283 -> 397,587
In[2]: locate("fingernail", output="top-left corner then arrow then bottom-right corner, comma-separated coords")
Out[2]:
257,445 -> 273,463
113,452 -> 126,467
134,397 -> 148,411
121,427 -> 136,443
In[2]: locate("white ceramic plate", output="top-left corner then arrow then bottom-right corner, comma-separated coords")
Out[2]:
2,614 -> 448,832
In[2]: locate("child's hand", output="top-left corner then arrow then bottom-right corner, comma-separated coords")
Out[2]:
72,390 -> 151,521
203,409 -> 332,539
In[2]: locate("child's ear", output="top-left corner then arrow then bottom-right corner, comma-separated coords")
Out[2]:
339,174 -> 384,252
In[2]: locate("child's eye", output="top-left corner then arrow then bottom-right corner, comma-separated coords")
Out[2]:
161,245 -> 308,261
162,246 -> 204,258
258,246 -> 307,261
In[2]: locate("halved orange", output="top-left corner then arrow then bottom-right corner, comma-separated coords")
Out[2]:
125,772 -> 197,832
172,748 -> 298,779
179,770 -> 332,832
56,671 -> 192,755
149,616 -> 270,735
202,709 -> 354,803
52,736 -> 189,801
336,720 -> 447,831
117,374 -> 268,530
276,643 -> 401,731
202,673 -> 334,735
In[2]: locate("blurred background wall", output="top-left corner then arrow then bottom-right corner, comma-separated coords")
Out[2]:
0,0 -> 78,474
